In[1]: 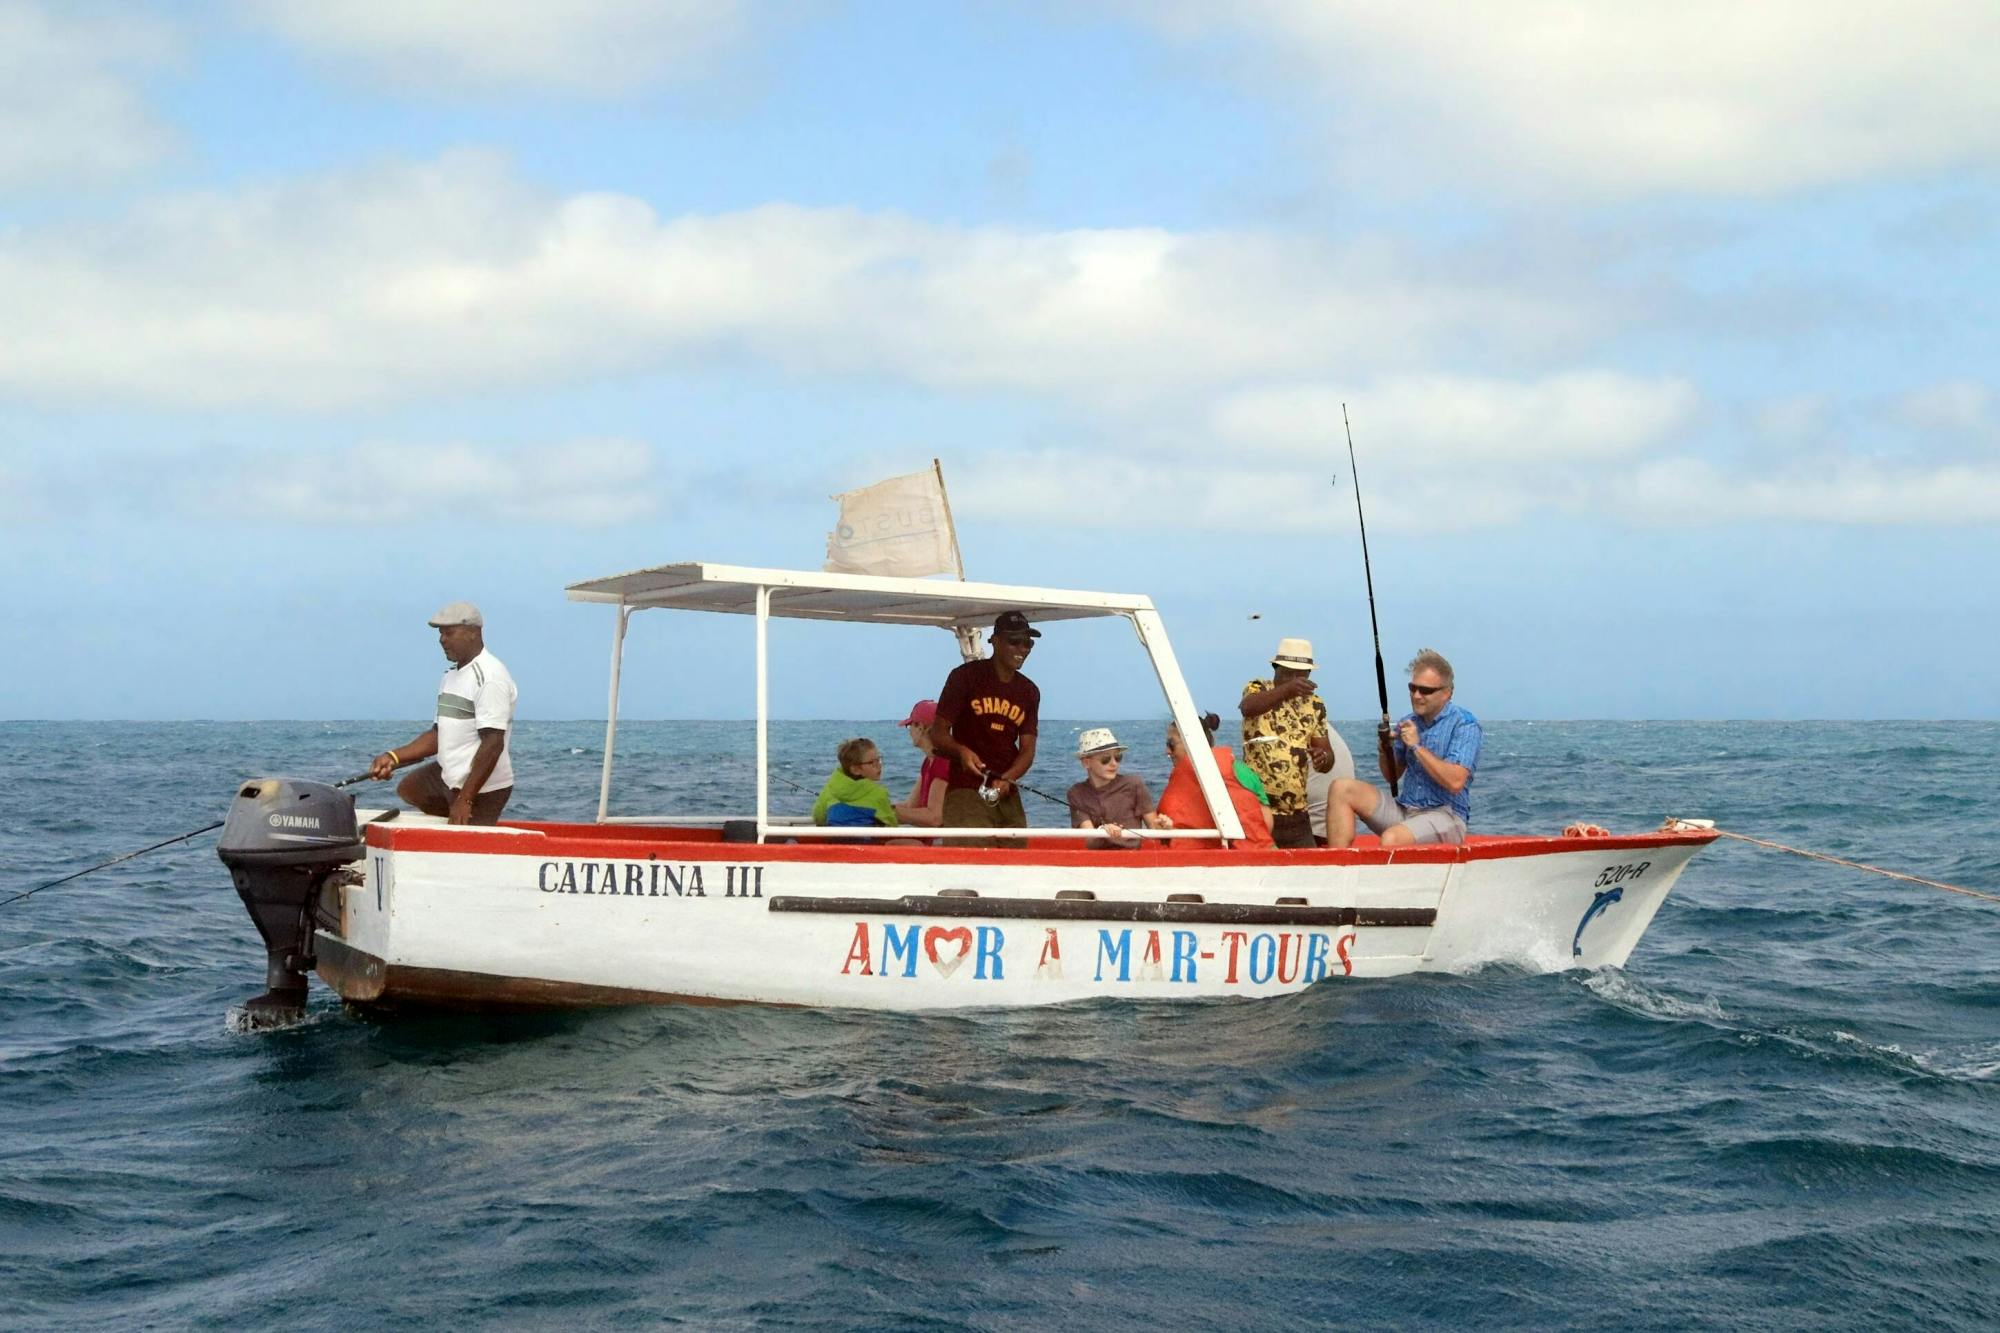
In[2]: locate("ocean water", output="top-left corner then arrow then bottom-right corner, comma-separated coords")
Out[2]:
2,719 -> 1996,1330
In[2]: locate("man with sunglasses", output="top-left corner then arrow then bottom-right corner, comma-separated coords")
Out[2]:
1326,648 -> 1481,848
929,610 -> 1042,846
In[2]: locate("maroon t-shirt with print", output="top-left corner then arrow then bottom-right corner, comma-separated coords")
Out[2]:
934,659 -> 1040,790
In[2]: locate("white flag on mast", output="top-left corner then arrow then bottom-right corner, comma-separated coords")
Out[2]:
823,466 -> 963,578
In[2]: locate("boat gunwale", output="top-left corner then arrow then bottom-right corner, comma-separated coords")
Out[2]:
364,821 -> 1717,866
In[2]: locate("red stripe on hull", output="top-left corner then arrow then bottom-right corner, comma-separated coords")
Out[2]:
367,822 -> 1716,866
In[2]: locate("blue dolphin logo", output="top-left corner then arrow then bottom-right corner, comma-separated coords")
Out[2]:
1572,887 -> 1624,958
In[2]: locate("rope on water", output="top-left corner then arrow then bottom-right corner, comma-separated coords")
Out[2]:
1663,818 -> 2000,905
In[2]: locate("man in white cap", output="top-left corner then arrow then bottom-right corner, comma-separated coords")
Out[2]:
1239,637 -> 1339,848
368,601 -> 518,825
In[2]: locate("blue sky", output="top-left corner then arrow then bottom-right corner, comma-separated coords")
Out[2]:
2,0 -> 1996,722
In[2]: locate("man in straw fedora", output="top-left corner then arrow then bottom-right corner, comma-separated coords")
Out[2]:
1239,637 -> 1340,848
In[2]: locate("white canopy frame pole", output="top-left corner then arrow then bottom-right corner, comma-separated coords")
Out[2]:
1131,608 -> 1245,842
755,585 -> 771,844
595,603 -> 631,822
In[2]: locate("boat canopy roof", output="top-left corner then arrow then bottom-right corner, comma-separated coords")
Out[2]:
566,561 -> 1155,630
568,559 -> 1243,842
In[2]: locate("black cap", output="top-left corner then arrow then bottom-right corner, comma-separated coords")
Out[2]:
992,610 -> 1042,639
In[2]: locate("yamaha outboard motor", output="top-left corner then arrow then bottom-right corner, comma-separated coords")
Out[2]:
216,778 -> 364,1025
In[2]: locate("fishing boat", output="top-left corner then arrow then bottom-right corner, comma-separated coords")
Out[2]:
217,562 -> 1718,1019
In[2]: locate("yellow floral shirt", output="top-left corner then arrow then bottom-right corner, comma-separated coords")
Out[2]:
1239,678 -> 1330,816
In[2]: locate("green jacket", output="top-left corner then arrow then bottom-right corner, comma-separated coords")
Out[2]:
811,767 -> 900,828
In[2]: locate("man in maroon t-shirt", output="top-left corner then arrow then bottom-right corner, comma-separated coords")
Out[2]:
929,610 -> 1042,846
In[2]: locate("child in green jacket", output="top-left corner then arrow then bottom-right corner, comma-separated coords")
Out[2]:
812,738 -> 901,828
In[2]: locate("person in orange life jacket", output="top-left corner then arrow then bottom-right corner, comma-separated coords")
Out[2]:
1155,712 -> 1277,850
892,698 -> 950,828
928,610 -> 1040,847
369,601 -> 516,826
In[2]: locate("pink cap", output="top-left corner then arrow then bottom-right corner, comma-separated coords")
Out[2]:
899,699 -> 938,726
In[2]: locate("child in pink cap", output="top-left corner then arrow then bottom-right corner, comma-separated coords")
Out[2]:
892,699 -> 951,827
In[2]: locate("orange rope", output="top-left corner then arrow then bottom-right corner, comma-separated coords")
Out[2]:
1701,826 -> 2000,905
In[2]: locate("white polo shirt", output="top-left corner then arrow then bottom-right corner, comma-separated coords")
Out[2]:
436,649 -> 517,791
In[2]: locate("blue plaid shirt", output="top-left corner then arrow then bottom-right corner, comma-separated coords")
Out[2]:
1393,702 -> 1481,822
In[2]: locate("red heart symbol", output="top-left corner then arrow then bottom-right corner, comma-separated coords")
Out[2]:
924,926 -> 973,978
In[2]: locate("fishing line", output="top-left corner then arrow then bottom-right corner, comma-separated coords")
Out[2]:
1664,819 -> 2000,905
771,766 -> 1066,810
1,772 -> 377,910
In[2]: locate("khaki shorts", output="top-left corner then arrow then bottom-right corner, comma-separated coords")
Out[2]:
404,762 -> 512,825
1360,786 -> 1465,844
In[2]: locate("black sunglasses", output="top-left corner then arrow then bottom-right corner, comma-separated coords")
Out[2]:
1408,681 -> 1447,697
1002,634 -> 1036,647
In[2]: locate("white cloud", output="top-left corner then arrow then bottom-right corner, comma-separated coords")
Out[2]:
1897,381 -> 1993,435
240,0 -> 750,96
952,446 -> 1541,535
211,438 -> 659,526
1750,395 -> 1830,443
1133,1 -> 2000,197
0,1 -> 176,190
1626,456 -> 2000,526
0,153 -> 1602,410
953,370 -> 2000,535
956,443 -> 2000,536
1212,372 -> 1698,464
953,367 -> 1698,538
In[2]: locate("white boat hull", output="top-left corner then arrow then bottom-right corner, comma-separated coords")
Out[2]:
311,820 -> 1715,1010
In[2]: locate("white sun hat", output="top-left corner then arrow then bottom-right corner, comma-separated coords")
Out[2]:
1075,727 -> 1125,757
1271,637 -> 1315,670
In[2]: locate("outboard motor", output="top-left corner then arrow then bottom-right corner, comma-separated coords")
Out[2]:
216,778 -> 364,1025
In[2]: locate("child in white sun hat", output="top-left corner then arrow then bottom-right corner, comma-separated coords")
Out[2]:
1065,727 -> 1163,848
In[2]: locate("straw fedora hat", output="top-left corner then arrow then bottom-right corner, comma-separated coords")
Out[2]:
1271,637 -> 1316,670
1075,727 -> 1125,757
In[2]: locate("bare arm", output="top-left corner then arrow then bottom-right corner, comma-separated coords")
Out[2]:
992,732 -> 1037,799
449,729 -> 507,824
929,718 -> 986,780
1240,677 -> 1312,718
371,726 -> 438,780
1006,731 -> 1037,780
895,773 -> 946,828
1396,720 -> 1469,793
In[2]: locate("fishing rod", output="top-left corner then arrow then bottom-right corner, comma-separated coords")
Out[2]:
1342,403 -> 1397,799
1,771 -> 378,910
770,767 -> 1066,811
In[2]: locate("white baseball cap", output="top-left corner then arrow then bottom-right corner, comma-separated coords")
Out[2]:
427,601 -> 484,627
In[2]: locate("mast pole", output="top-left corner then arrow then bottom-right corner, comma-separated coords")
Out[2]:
934,457 -> 967,581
